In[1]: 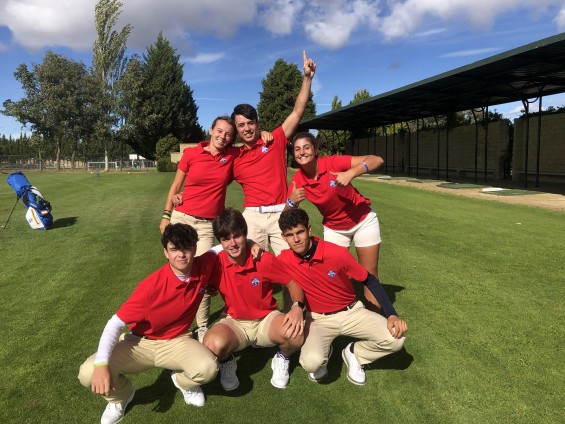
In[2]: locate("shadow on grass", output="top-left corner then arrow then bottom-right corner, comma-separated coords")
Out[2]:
130,369 -> 177,413
314,337 -> 413,386
51,216 -> 78,228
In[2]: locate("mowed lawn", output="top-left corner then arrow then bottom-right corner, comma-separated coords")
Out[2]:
0,171 -> 563,424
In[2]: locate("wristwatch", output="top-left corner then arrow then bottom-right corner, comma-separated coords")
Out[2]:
291,301 -> 306,311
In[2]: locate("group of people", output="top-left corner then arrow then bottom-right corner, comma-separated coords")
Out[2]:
78,51 -> 409,424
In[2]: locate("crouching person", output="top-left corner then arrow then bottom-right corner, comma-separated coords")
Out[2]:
78,223 -> 219,424
202,208 -> 306,390
277,208 -> 407,385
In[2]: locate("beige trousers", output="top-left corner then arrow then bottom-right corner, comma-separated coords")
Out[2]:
299,301 -> 405,372
78,333 -> 218,403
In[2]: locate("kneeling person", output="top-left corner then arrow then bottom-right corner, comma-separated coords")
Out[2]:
203,208 -> 305,390
78,224 -> 219,424
277,208 -> 408,385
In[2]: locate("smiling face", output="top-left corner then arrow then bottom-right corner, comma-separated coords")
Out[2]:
233,115 -> 260,146
164,242 -> 196,275
293,137 -> 317,168
219,232 -> 248,265
281,223 -> 312,256
209,119 -> 235,153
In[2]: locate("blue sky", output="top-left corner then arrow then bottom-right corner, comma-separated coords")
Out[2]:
1,0 -> 565,138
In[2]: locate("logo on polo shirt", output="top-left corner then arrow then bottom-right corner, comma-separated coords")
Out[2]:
327,270 -> 336,277
329,180 -> 337,187
251,277 -> 260,286
219,157 -> 227,163
261,146 -> 269,153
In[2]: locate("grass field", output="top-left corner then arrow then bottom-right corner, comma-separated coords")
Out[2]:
0,171 -> 563,424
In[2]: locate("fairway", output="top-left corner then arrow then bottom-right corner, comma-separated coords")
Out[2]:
0,171 -> 563,424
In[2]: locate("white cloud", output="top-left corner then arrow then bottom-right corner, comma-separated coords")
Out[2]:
0,0 -> 96,51
185,52 -> 225,64
379,0 -> 563,40
303,0 -> 381,49
258,0 -> 305,35
0,0 -> 563,54
556,6 -> 565,30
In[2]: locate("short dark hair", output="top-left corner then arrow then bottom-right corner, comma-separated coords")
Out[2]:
161,223 -> 199,251
213,208 -> 248,240
291,131 -> 318,149
279,208 -> 310,232
211,115 -> 235,133
231,104 -> 258,122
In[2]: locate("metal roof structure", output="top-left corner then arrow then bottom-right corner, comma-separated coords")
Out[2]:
299,32 -> 565,131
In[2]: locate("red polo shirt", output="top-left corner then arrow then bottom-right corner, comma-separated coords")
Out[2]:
116,252 -> 217,340
288,155 -> 372,230
176,142 -> 238,218
277,237 -> 368,314
233,126 -> 288,207
211,247 -> 292,320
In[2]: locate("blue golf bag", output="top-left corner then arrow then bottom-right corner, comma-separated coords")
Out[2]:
6,171 -> 53,230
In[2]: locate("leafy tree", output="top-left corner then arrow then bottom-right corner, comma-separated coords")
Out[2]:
318,95 -> 347,156
257,58 -> 316,133
118,33 -> 203,160
2,52 -> 101,170
92,0 -> 132,170
349,89 -> 371,105
155,134 -> 180,172
349,89 -> 372,140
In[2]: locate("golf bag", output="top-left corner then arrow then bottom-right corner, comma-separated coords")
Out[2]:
6,171 -> 53,230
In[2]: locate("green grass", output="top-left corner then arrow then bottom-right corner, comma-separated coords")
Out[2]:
0,171 -> 563,424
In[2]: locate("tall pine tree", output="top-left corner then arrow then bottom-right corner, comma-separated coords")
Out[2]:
119,33 -> 203,160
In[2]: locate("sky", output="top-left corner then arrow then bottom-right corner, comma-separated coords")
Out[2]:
1,0 -> 565,138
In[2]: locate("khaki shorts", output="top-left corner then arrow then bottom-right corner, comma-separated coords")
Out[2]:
215,310 -> 282,351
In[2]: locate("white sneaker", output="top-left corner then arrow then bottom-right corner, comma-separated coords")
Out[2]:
307,345 -> 333,382
270,353 -> 290,389
196,326 -> 208,343
171,372 -> 205,407
100,389 -> 135,424
342,343 -> 366,385
219,355 -> 239,391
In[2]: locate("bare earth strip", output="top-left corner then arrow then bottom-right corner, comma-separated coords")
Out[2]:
361,176 -> 565,212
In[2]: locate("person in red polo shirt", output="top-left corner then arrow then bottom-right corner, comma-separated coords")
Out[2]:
202,208 -> 305,391
78,224 -> 219,424
231,50 -> 316,257
286,131 -> 385,313
160,116 -> 238,342
277,208 -> 407,386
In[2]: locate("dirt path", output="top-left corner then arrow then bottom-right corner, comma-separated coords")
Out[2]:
361,176 -> 565,212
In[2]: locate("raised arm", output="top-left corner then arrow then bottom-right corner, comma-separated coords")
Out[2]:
330,155 -> 384,187
281,50 -> 316,139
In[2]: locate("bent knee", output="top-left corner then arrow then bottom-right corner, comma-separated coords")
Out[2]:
390,336 -> 405,353
77,357 -> 95,388
299,350 -> 325,373
192,357 -> 219,384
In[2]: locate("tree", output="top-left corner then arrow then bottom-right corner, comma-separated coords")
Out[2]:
118,33 -> 203,160
318,95 -> 348,156
348,89 -> 372,140
349,89 -> 371,105
92,0 -> 131,170
257,58 -> 316,133
2,52 -> 101,170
